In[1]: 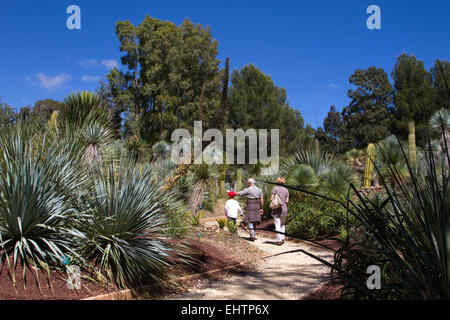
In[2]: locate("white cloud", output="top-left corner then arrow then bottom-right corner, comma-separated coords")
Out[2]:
79,59 -> 98,68
101,59 -> 119,69
35,73 -> 71,89
81,75 -> 101,82
329,83 -> 341,90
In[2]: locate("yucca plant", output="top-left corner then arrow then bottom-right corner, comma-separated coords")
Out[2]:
75,159 -> 190,289
0,126 -> 86,287
79,123 -> 113,166
55,91 -> 111,131
125,135 -> 147,163
151,141 -> 171,161
188,163 -> 219,215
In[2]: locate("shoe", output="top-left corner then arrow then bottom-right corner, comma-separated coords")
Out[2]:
249,237 -> 256,241
276,241 -> 283,246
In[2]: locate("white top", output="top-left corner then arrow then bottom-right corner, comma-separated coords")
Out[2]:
225,199 -> 243,219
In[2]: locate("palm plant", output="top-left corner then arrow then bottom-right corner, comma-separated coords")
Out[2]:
283,149 -> 356,198
375,135 -> 409,183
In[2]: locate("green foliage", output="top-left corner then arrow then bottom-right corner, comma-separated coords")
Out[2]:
226,220 -> 237,233
0,126 -> 87,285
286,196 -> 346,239
228,64 -> 315,156
107,16 -> 221,143
75,160 -> 188,289
189,211 -> 203,227
56,91 -> 111,132
340,66 -> 393,151
315,106 -> 343,154
390,54 -> 436,144
375,135 -> 408,182
283,149 -> 357,198
216,217 -> 227,229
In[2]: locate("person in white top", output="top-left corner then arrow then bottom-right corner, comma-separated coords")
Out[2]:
224,191 -> 243,224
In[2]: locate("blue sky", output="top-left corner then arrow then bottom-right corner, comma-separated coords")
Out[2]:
0,0 -> 449,128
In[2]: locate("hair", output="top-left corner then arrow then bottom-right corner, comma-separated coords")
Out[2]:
276,177 -> 286,184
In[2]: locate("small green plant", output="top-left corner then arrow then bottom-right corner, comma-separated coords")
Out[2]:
226,220 -> 237,233
189,210 -> 203,227
216,217 -> 227,229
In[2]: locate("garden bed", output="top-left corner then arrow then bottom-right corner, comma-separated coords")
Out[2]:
0,229 -> 264,300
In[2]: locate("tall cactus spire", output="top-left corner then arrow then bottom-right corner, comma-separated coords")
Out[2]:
408,121 -> 417,169
364,143 -> 375,188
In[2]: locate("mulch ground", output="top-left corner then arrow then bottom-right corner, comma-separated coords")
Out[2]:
301,279 -> 344,300
0,228 -> 264,300
0,262 -> 112,300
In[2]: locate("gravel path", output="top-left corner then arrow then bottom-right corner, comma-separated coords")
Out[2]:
167,225 -> 334,300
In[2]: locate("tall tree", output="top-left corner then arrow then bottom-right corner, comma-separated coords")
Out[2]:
216,57 -> 230,129
431,59 -> 450,111
315,105 -> 343,154
340,66 -> 393,150
390,54 -> 434,143
0,98 -> 16,129
106,16 -> 221,144
228,64 -> 314,156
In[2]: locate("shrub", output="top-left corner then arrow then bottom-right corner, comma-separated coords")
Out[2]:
227,220 -> 238,233
189,210 -> 203,227
286,196 -> 346,239
216,218 -> 227,229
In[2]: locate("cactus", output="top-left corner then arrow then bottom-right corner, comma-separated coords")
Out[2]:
364,143 -> 375,188
408,121 -> 417,169
235,168 -> 242,191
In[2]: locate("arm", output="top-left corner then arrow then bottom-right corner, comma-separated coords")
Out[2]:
285,196 -> 289,204
260,196 -> 264,214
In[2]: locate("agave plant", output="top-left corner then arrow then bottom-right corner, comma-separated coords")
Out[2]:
0,126 -> 86,286
75,159 -> 190,289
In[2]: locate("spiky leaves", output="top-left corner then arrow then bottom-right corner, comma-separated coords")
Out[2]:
0,127 -> 86,286
75,161 -> 186,289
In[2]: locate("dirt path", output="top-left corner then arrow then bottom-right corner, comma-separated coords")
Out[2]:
167,224 -> 334,300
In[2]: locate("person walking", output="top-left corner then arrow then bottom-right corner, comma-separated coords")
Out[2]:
271,177 -> 289,246
227,178 -> 264,241
224,191 -> 243,224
